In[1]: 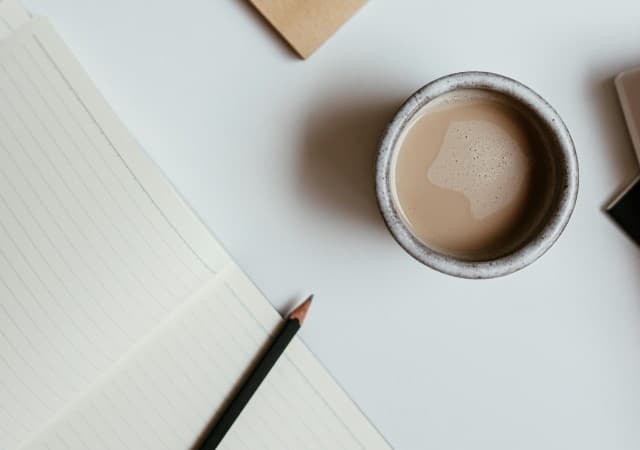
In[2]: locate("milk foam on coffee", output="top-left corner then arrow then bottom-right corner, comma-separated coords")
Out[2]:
428,118 -> 529,219
393,89 -> 551,260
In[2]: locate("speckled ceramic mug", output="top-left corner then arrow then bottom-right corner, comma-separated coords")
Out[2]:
376,72 -> 579,279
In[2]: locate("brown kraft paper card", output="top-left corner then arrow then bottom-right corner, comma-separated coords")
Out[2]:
247,0 -> 366,58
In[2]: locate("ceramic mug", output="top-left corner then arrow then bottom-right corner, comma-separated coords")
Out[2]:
375,71 -> 579,279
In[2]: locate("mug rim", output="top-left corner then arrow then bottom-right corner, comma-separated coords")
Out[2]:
375,71 -> 579,279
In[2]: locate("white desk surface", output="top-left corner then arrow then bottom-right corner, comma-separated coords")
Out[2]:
22,0 -> 640,448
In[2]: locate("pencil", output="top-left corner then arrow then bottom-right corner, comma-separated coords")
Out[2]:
198,295 -> 313,449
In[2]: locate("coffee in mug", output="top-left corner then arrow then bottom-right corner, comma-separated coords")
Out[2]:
376,72 -> 579,278
393,89 -> 553,260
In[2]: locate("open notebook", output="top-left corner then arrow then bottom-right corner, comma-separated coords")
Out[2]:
0,1 -> 390,448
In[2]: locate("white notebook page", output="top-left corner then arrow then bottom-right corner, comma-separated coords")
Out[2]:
23,265 -> 389,450
0,12 -> 390,450
0,0 -> 29,39
0,15 -> 224,448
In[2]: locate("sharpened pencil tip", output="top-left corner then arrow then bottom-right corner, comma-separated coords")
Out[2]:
289,295 -> 313,325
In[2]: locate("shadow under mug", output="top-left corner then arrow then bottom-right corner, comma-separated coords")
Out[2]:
375,71 -> 579,279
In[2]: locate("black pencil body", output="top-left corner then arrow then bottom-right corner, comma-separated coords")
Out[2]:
199,318 -> 301,449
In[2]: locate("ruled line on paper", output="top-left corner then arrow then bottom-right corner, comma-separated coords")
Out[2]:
0,79 -> 161,334
221,282 -> 361,448
0,0 -> 30,37
0,193 -> 108,376
23,269 -> 371,450
220,283 -> 359,449
16,38 -> 208,289
0,144 -> 145,355
32,32 -> 222,277
0,57 -> 187,310
0,180 -> 142,374
211,287 -> 332,447
0,19 -> 220,449
0,15 -> 390,450
0,237 -> 93,390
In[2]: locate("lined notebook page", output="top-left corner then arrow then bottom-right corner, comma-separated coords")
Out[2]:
0,11 -> 390,450
22,264 -> 390,450
0,0 -> 29,39
0,17 -> 226,448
